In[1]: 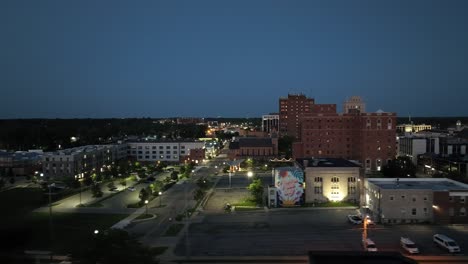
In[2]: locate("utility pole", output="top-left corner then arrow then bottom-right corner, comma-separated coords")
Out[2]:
185,182 -> 190,259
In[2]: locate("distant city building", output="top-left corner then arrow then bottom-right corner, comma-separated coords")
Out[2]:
0,150 -> 42,176
279,94 -> 314,139
127,139 -> 205,163
343,96 -> 366,114
228,137 -> 278,160
262,114 -> 279,134
298,158 -> 361,204
176,117 -> 205,125
396,123 -> 432,133
42,144 -> 126,178
365,178 -> 468,224
418,153 -> 468,178
181,148 -> 205,164
293,109 -> 397,172
398,134 -> 440,164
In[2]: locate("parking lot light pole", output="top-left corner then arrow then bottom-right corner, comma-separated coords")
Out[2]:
228,172 -> 232,189
145,200 -> 149,215
158,191 -> 162,207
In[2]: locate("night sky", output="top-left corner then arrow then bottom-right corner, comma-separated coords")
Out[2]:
1,0 -> 468,118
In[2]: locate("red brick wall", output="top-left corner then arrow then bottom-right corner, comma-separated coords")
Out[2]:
293,112 -> 397,170
433,191 -> 468,224
279,95 -> 314,139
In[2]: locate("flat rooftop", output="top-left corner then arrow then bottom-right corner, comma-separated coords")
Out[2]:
297,158 -> 361,168
368,178 -> 468,191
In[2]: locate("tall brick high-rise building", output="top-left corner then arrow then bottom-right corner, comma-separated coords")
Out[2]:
279,94 -> 397,172
279,94 -> 314,139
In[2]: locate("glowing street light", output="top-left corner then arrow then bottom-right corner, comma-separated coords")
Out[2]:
94,230 -> 99,235
158,191 -> 163,207
247,171 -> 253,178
145,200 -> 149,215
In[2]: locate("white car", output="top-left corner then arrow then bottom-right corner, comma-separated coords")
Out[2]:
127,186 -> 136,192
348,214 -> 363,224
400,237 -> 419,254
433,234 -> 461,253
363,238 -> 378,252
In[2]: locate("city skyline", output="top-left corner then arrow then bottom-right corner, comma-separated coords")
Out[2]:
2,0 -> 468,118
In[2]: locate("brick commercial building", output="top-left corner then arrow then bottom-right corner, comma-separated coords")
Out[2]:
279,94 -> 314,139
365,178 -> 468,224
281,93 -> 397,172
228,137 -> 278,160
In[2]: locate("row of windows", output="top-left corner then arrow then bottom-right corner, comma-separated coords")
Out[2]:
313,177 -> 356,183
449,196 -> 467,203
138,155 -> 179,160
390,195 -> 429,202
135,145 -> 185,150
130,150 -> 186,155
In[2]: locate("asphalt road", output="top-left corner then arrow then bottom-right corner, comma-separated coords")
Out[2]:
174,209 -> 468,257
216,172 -> 273,189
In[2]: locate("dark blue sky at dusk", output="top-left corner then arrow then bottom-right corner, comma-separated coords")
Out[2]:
1,0 -> 468,118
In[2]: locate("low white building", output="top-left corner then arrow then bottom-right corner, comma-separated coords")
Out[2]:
126,139 -> 205,163
298,158 -> 361,204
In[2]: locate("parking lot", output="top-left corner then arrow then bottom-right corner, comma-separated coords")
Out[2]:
175,209 -> 468,256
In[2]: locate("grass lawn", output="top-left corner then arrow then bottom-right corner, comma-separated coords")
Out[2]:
232,198 -> 257,207
164,223 -> 184,236
304,201 -> 358,207
1,211 -> 128,254
0,187 -> 45,227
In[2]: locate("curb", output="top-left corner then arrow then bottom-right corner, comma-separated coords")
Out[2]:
132,214 -> 157,223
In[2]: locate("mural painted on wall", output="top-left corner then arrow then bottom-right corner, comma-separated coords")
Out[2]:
275,167 -> 304,207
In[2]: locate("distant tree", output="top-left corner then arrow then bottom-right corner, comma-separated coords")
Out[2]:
120,179 -> 127,187
170,171 -> 178,181
194,189 -> 205,201
150,180 -> 163,194
91,183 -> 103,198
107,181 -> 115,190
179,166 -> 186,175
83,176 -> 94,186
139,188 -> 149,204
248,177 -> 264,205
382,157 -> 416,178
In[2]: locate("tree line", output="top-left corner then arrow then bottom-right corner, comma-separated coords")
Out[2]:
0,119 -> 207,151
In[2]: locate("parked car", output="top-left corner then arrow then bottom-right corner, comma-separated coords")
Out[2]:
433,234 -> 461,253
362,238 -> 378,252
348,214 -> 363,224
400,237 -> 419,254
127,186 -> 136,192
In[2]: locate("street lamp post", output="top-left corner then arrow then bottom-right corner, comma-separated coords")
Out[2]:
228,172 -> 232,189
271,168 -> 275,186
247,171 -> 253,182
363,215 -> 370,241
145,200 -> 149,215
42,173 -> 54,261
158,191 -> 162,207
